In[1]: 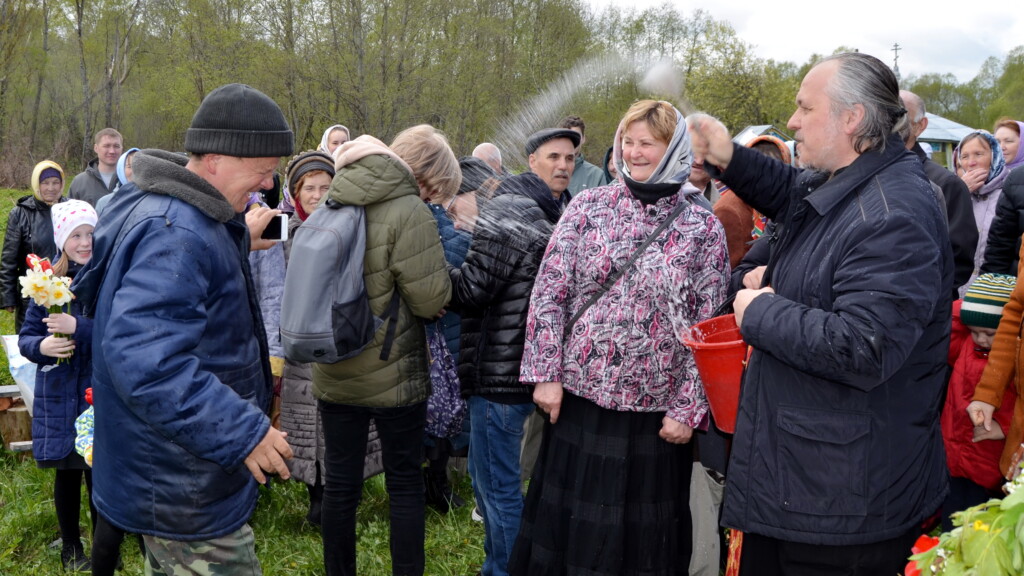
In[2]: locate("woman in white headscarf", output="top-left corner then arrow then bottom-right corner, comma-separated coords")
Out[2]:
511,100 -> 729,575
318,124 -> 351,156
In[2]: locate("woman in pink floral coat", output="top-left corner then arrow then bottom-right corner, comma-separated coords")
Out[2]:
510,100 -> 730,576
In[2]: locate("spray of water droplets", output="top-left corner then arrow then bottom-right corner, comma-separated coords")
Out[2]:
491,54 -> 693,169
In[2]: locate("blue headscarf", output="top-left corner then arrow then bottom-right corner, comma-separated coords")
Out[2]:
116,148 -> 140,185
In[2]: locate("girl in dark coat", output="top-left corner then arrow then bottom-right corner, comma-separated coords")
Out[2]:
420,157 -> 481,513
19,199 -> 97,572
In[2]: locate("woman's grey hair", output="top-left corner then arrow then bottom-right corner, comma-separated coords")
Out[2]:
821,52 -> 907,154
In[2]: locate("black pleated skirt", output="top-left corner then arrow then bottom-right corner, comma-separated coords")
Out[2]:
509,391 -> 693,576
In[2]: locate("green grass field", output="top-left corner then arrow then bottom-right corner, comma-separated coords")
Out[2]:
0,187 -> 484,575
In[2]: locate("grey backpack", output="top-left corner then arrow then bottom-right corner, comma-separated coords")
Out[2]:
281,199 -> 400,364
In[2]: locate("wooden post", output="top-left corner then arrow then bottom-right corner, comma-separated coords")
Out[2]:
0,403 -> 32,459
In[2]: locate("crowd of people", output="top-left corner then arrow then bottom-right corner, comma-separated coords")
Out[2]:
2,51 -> 1024,576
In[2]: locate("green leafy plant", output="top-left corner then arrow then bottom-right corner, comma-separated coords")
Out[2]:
908,459 -> 1024,576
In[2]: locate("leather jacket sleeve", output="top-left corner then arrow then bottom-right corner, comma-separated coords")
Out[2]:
0,206 -> 28,308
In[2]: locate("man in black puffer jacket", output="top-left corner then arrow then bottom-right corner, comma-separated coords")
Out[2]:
448,128 -> 577,576
452,172 -> 559,398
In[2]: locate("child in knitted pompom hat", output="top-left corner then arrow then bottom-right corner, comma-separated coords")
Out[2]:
17,198 -> 98,571
941,272 -> 1017,531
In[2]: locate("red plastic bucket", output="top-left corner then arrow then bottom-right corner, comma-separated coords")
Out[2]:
681,314 -> 747,434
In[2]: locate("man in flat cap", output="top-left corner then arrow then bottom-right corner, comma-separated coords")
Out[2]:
517,128 -> 581,495
74,83 -> 294,574
525,128 -> 579,203
443,128 -> 576,576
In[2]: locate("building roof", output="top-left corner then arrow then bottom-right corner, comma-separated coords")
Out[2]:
920,113 -> 975,144
733,125 -> 791,145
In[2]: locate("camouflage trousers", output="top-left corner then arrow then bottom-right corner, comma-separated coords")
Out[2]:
143,524 -> 262,576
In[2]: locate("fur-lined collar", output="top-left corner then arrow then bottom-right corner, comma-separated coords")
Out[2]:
131,149 -> 236,222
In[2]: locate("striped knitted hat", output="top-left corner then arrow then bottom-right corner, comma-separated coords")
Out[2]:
961,273 -> 1017,329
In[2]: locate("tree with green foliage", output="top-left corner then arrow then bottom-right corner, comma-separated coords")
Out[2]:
0,0 -> 1019,187
984,47 -> 1024,129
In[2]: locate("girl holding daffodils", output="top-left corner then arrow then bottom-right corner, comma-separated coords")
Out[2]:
18,199 -> 97,572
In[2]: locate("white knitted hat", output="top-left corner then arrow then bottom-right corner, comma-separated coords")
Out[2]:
52,200 -> 98,254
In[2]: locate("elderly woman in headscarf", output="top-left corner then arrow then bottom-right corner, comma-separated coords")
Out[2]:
510,100 -> 729,575
955,130 -> 1008,294
115,147 -> 139,188
1,160 -> 68,331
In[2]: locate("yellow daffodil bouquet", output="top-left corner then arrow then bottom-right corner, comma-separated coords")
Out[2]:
19,253 -> 75,362
906,452 -> 1024,576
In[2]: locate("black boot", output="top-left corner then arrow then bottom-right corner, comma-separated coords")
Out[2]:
61,541 -> 91,573
306,480 -> 324,526
424,455 -> 465,514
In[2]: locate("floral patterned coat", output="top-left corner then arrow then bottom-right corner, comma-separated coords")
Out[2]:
520,183 -> 729,428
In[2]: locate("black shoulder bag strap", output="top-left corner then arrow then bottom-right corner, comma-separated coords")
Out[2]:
563,200 -> 689,339
378,290 -> 402,361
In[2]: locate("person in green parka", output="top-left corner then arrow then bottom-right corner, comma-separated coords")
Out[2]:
313,129 -> 454,576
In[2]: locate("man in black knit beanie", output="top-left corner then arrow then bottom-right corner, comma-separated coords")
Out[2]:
74,83 -> 295,575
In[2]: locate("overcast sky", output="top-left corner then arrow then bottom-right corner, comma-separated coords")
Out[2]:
586,0 -> 1022,83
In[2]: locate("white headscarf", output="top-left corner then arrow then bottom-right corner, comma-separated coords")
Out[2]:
613,103 -> 692,186
317,124 -> 351,155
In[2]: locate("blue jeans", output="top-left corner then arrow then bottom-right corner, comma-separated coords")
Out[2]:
468,396 -> 534,576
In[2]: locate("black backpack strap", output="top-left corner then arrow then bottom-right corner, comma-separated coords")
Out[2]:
378,289 -> 402,361
562,200 -> 688,340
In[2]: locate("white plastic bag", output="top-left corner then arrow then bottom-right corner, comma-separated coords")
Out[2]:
2,335 -> 36,413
